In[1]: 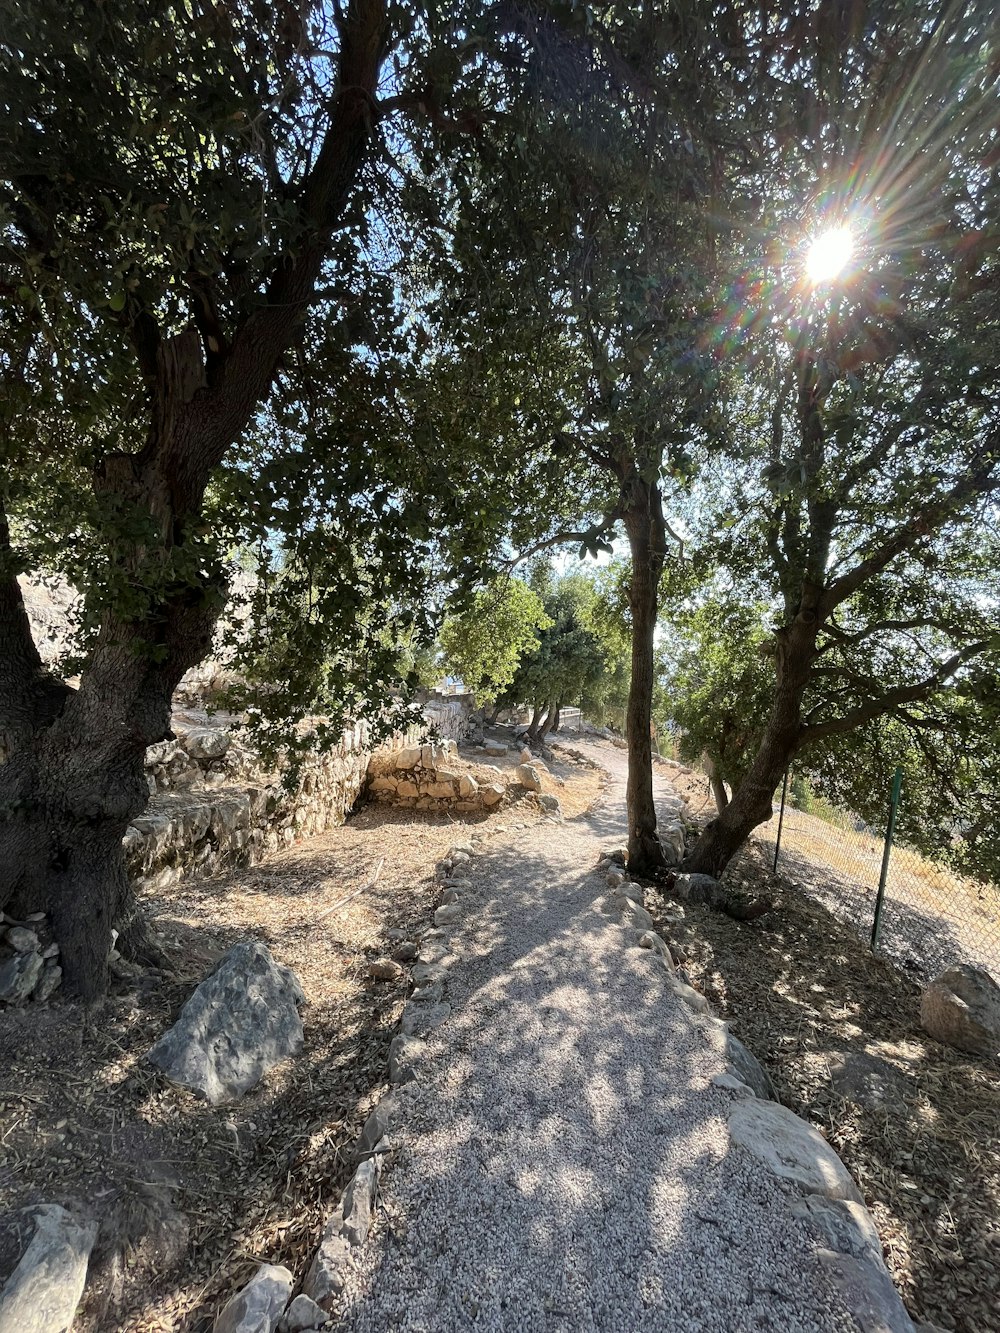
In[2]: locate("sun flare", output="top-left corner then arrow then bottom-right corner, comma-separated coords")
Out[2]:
805,226 -> 854,284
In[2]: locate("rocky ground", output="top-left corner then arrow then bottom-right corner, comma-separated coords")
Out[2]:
652,764 -> 1000,1333
0,739 -> 599,1331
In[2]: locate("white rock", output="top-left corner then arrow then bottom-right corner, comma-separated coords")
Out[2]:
146,941 -> 305,1104
0,952 -> 43,1003
480,784 -> 505,806
515,763 -> 542,792
388,1034 -> 426,1084
458,774 -> 478,798
392,746 -> 422,770
213,1262 -> 292,1333
0,1204 -> 97,1333
434,904 -> 463,926
181,727 -> 231,761
400,1001 -> 451,1037
728,1099 -> 862,1202
5,927 -> 39,953
920,963 -> 1000,1057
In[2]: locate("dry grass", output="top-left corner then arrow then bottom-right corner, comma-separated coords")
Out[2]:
651,769 -> 1000,1333
0,744 -> 600,1331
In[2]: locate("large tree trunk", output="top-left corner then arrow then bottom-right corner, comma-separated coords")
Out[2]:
537,698 -> 558,742
682,610 -> 820,879
623,480 -> 667,875
549,702 -> 561,733
703,755 -> 729,814
526,702 -> 544,740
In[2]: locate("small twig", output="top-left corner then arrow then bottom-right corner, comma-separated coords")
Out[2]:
315,858 -> 385,921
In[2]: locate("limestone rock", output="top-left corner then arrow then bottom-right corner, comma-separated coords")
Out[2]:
790,1195 -> 916,1333
426,781 -> 456,799
33,965 -> 63,1005
395,779 -> 419,799
0,1203 -> 97,1333
340,1159 -> 378,1246
515,763 -> 542,792
393,746 -> 422,770
390,941 -> 418,963
728,1099 -> 862,1202
0,951 -> 43,1004
483,741 -> 507,756
434,904 -> 462,927
357,1093 -> 403,1157
302,1228 -> 352,1310
725,1033 -> 776,1101
181,727 -> 231,761
659,822 -> 686,865
213,1262 -> 292,1333
673,873 -> 724,907
400,1000 -> 451,1037
920,963 -> 1000,1057
279,1294 -> 329,1333
369,775 -> 398,794
5,927 -> 39,953
367,958 -> 403,981
519,746 -> 533,763
458,774 -> 478,798
388,1033 -> 426,1084
537,793 -> 562,818
147,941 -> 305,1104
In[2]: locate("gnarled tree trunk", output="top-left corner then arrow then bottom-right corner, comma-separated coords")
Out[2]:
682,608 -> 820,879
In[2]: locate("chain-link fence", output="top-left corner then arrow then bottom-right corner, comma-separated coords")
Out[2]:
761,769 -> 1000,982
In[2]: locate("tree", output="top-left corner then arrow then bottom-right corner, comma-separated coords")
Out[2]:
438,578 -> 549,704
678,2 -> 1000,878
0,0 -> 546,996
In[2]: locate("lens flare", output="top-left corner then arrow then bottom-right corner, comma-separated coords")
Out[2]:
805,226 -> 854,283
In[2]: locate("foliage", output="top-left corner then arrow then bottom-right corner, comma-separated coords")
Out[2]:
438,578 -> 550,704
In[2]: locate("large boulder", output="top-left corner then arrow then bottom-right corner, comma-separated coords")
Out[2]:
673,872 -> 724,907
147,942 -> 305,1103
0,1204 -> 97,1333
920,964 -> 1000,1057
515,763 -> 543,792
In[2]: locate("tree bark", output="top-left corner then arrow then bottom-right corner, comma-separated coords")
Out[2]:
538,698 -> 557,742
526,702 -> 544,739
550,702 -> 562,733
682,607 -> 820,879
623,479 -> 667,875
703,755 -> 729,814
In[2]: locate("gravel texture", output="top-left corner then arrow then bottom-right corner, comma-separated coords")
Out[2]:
331,744 -> 871,1333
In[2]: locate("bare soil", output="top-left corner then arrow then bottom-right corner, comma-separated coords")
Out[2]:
651,765 -> 1000,1333
0,742 -> 600,1332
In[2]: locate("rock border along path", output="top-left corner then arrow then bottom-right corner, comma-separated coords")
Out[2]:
319,741 -> 916,1333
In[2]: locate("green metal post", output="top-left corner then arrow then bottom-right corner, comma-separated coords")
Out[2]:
871,767 -> 904,952
772,769 -> 790,874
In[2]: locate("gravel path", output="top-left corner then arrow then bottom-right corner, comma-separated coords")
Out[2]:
332,743 -> 864,1332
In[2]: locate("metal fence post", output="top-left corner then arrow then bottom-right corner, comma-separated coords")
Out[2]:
772,769 -> 790,873
871,766 -> 904,952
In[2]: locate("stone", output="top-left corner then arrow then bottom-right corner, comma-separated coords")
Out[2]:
395,779 -> 419,798
606,869 -> 625,887
620,900 -> 654,931
341,1158 -> 379,1245
789,1195 -> 916,1333
213,1262 -> 293,1333
613,882 -> 644,906
725,1033 -> 777,1101
388,1033 -> 426,1084
434,904 -> 462,927
369,775 -> 397,794
728,1099 -> 862,1202
357,1093 -> 403,1157
5,927 -> 39,953
458,774 -> 478,798
41,942 -> 59,960
146,941 -> 305,1104
0,1204 -> 97,1333
393,746 -> 422,770
434,768 -> 459,784
302,1225 -> 352,1310
659,823 -> 686,865
400,1001 -> 451,1037
515,763 -> 542,792
673,873 -> 724,907
182,727 -> 231,761
636,930 -> 675,969
391,941 -> 418,963
425,782 -> 456,799
0,951 -> 43,1003
920,963 -> 1000,1057
483,741 -> 507,756
279,1294 -> 329,1333
537,793 -> 562,818
366,958 -> 403,981
712,1072 -> 753,1095
33,965 -> 62,1004
671,978 -> 710,1014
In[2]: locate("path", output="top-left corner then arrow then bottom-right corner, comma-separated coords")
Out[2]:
330,743 -> 887,1332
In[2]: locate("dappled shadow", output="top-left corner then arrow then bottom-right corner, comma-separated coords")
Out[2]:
328,755 -> 864,1332
653,836 -> 1000,1333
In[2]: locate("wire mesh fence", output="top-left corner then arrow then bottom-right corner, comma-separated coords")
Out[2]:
760,769 -> 1000,982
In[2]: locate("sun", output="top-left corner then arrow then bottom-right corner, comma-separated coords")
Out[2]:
805,226 -> 854,284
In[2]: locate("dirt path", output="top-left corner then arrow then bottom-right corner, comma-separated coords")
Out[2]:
330,742 -> 875,1333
